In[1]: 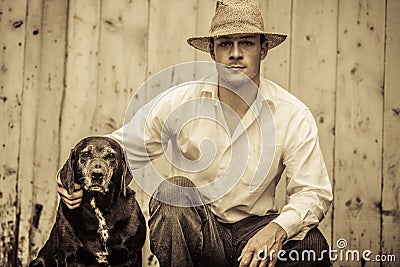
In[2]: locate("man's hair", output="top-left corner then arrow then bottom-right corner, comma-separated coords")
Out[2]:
208,35 -> 268,53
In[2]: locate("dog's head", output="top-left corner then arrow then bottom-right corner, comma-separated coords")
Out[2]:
60,136 -> 133,198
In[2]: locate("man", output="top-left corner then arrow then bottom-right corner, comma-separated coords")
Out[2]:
58,0 -> 333,266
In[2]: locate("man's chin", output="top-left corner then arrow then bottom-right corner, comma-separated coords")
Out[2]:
219,73 -> 253,89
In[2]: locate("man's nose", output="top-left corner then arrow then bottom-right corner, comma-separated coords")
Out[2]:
230,42 -> 243,60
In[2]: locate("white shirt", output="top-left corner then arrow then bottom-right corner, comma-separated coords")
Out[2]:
108,77 -> 333,240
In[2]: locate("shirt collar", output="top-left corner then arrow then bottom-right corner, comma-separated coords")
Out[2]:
198,76 -> 276,111
258,78 -> 276,112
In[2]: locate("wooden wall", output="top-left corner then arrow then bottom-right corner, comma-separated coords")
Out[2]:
0,0 -> 399,266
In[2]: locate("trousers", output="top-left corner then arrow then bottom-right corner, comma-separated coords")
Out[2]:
148,176 -> 331,267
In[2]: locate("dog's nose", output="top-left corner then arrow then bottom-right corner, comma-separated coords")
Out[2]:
91,171 -> 104,181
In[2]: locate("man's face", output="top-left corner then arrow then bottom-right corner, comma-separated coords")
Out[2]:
210,34 -> 268,87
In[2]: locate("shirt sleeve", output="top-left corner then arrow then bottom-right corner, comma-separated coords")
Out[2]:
271,109 -> 333,240
106,91 -> 173,170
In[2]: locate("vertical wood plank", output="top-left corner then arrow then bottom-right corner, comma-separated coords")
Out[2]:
16,0 -> 42,264
27,0 -> 69,261
382,0 -> 400,265
260,0 -> 292,216
60,0 -> 101,160
290,0 -> 337,245
96,0 -> 148,135
260,0 -> 292,89
147,0 -> 197,75
0,0 -> 27,265
195,0 -> 215,62
334,0 -> 385,265
146,0 -> 197,99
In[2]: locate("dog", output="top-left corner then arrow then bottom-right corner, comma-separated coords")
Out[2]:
30,136 -> 146,267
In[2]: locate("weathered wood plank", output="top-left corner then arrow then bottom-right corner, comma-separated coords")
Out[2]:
16,0 -> 43,264
96,0 -> 148,135
382,0 -> 400,266
0,0 -> 27,265
147,0 -> 197,74
260,0 -> 292,217
290,0 -> 337,245
195,0 -> 215,62
260,0 -> 291,89
27,0 -> 69,262
334,0 -> 385,265
60,0 -> 101,160
147,0 -> 197,97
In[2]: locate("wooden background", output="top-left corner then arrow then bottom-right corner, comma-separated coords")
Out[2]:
1,0 -> 399,266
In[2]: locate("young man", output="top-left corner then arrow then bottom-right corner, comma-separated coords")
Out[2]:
58,0 -> 333,266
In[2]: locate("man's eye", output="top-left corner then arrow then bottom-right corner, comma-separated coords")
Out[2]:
242,41 -> 254,46
219,41 -> 231,47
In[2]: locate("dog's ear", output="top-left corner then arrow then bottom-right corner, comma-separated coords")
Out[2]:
121,151 -> 133,197
60,148 -> 76,195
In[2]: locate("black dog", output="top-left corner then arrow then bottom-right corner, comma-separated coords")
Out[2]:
30,136 -> 146,267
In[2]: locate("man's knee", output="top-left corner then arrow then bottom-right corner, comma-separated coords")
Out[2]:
150,176 -> 204,211
302,228 -> 330,253
279,228 -> 331,266
157,176 -> 196,192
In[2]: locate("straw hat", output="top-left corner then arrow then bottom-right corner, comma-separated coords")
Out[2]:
187,0 -> 287,52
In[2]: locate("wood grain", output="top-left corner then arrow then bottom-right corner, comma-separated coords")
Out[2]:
0,0 -> 27,264
16,0 -> 43,264
382,0 -> 400,266
60,0 -> 101,160
334,0 -> 385,265
290,0 -> 337,245
27,0 -> 69,263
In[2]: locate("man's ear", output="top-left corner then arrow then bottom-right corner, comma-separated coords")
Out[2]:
210,50 -> 216,60
60,149 -> 76,195
260,42 -> 268,60
209,40 -> 216,60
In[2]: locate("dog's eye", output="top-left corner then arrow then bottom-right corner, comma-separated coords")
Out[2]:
81,151 -> 91,158
105,153 -> 116,160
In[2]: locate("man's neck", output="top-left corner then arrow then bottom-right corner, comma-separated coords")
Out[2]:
217,79 -> 259,119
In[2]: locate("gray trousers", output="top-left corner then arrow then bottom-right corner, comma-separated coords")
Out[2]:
149,176 -> 331,267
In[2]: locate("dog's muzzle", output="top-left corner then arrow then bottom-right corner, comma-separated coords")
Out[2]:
84,160 -> 113,193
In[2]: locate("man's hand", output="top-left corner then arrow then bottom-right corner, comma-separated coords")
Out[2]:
238,222 -> 287,267
57,174 -> 83,209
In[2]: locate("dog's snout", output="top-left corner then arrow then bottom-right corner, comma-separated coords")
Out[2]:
91,171 -> 104,181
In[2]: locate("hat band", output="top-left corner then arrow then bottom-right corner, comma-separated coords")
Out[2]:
210,22 -> 264,37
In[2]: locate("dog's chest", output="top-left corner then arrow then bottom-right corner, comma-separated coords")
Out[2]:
89,198 -> 111,264
66,198 -> 119,265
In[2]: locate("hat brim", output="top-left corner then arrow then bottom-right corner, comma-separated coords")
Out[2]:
187,32 -> 287,53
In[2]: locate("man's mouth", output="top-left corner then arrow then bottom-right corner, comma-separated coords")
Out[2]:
228,65 -> 246,69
